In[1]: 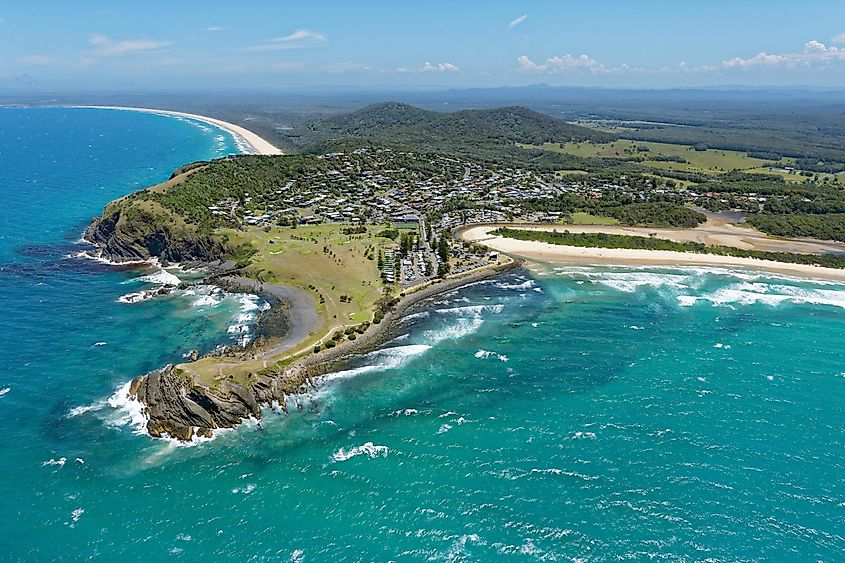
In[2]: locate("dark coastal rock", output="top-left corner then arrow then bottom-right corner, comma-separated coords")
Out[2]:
128,364 -> 284,441
84,209 -> 228,264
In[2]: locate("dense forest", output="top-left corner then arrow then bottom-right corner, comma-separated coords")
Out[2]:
522,194 -> 706,228
748,214 -> 845,242
295,103 -> 617,166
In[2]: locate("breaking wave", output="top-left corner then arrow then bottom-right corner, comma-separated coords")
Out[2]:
319,344 -> 432,383
331,442 -> 389,462
680,282 -> 845,309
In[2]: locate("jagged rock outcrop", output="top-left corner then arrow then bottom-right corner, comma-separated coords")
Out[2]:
131,365 -> 263,441
84,207 -> 227,264
128,363 -> 323,441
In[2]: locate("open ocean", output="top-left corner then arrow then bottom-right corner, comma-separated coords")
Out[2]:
1,108 -> 843,561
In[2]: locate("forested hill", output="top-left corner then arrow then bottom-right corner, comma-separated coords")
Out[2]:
292,102 -> 616,162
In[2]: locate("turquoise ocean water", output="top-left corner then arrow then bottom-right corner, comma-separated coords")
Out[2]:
1,108 -> 843,561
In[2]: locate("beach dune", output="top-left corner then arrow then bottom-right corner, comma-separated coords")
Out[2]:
461,224 -> 845,282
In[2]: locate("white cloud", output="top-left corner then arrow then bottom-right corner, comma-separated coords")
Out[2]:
398,62 -> 460,73
517,55 -> 544,71
519,38 -> 845,79
718,40 -> 845,71
517,53 -> 612,75
205,26 -> 227,32
832,33 -> 845,45
244,29 -> 327,51
508,14 -> 527,29
721,52 -> 789,69
88,34 -> 172,57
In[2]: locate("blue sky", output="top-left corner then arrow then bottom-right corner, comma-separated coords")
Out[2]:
3,0 -> 845,90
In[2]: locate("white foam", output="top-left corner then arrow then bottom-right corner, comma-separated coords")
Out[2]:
71,250 -> 155,267
192,294 -> 222,307
331,442 -> 388,462
131,270 -> 181,286
474,349 -> 508,362
421,303 -> 503,346
435,304 -> 504,315
0,387 -> 9,398
106,381 -> 148,433
593,271 -> 692,293
319,344 -> 431,383
529,468 -> 598,481
677,295 -> 699,307
67,401 -> 106,417
424,317 -> 484,346
694,282 -> 845,309
437,423 -> 452,434
496,279 -> 536,290
42,457 -> 67,467
71,508 -> 84,523
232,484 -> 256,494
117,290 -> 155,304
391,408 -> 420,417
401,310 -> 430,323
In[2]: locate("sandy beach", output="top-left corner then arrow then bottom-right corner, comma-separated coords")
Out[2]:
461,225 -> 845,282
73,105 -> 282,156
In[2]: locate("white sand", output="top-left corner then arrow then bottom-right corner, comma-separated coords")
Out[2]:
461,225 -> 845,282
73,105 -> 282,155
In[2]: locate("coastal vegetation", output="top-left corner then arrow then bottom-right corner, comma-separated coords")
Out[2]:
526,139 -> 778,175
522,194 -> 706,228
492,227 -> 845,269
304,102 -> 615,153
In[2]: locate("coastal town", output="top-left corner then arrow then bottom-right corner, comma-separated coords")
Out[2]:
201,147 -> 657,286
210,146 -> 798,241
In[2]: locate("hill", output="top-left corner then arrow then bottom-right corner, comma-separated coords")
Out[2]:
290,102 -> 616,166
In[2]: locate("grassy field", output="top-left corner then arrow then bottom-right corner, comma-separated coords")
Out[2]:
551,140 -> 775,172
565,212 -> 620,225
528,139 -> 796,176
184,224 -> 396,386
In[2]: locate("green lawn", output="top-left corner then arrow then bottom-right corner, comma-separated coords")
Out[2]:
185,224 -> 396,386
527,139 -> 788,175
542,139 -> 770,173
566,212 -> 620,225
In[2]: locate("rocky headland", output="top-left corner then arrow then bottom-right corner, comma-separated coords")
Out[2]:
87,198 -> 520,442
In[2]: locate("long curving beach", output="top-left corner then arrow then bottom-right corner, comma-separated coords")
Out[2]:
73,105 -> 283,156
461,224 -> 845,282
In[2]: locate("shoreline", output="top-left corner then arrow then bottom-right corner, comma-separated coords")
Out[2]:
118,257 -> 519,442
292,257 -> 521,377
68,105 -> 282,156
460,225 -> 845,283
